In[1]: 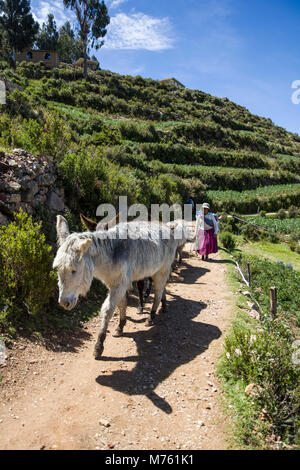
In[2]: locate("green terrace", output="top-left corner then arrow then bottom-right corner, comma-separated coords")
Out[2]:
1,61 -> 300,213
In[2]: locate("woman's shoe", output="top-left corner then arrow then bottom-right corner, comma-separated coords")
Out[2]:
205,255 -> 209,261
201,255 -> 204,261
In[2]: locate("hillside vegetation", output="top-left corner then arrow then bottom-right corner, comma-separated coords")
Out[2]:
1,60 -> 300,217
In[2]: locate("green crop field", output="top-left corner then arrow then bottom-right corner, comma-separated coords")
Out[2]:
245,216 -> 300,234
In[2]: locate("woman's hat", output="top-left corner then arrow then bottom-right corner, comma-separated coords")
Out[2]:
202,203 -> 210,209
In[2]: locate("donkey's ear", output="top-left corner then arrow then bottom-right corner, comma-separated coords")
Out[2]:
56,215 -> 70,246
80,213 -> 98,232
77,239 -> 93,257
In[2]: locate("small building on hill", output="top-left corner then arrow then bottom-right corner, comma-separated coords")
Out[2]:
74,58 -> 99,71
15,49 -> 60,68
161,77 -> 185,89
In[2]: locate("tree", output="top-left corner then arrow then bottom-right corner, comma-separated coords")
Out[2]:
0,0 -> 39,67
35,13 -> 59,50
57,21 -> 88,63
63,0 -> 110,78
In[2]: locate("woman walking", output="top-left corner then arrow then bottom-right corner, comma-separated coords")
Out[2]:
194,203 -> 219,261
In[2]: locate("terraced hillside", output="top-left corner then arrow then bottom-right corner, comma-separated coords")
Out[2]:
1,61 -> 300,216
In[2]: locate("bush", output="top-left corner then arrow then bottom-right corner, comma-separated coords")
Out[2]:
288,206 -> 300,218
260,210 -> 267,217
277,208 -> 287,220
220,231 -> 236,251
240,223 -> 261,241
221,320 -> 300,447
267,232 -> 280,244
0,112 -> 72,159
288,240 -> 298,252
0,211 -> 56,324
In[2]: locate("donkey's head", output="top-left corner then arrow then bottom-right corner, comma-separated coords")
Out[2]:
53,216 -> 94,310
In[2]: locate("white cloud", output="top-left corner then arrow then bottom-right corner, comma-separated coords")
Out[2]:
109,0 -> 128,9
32,1 -> 75,28
104,12 -> 174,51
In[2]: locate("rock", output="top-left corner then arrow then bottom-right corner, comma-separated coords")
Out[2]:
9,193 -> 21,204
247,301 -> 256,310
46,191 -> 64,212
99,419 -> 111,428
249,310 -> 260,320
197,420 -> 205,427
243,291 -> 251,297
0,212 -> 8,226
33,194 -> 47,208
22,181 -> 39,202
37,174 -> 55,186
13,148 -> 27,156
0,161 -> 9,171
7,159 -> 18,168
6,181 -> 21,193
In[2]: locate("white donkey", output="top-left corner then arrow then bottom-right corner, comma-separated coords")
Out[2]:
53,216 -> 178,359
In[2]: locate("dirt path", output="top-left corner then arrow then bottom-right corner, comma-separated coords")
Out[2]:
0,249 -> 233,450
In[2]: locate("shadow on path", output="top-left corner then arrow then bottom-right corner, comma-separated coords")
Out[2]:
96,263 -> 221,414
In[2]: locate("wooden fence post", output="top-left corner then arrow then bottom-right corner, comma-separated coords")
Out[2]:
270,287 -> 277,318
247,263 -> 251,287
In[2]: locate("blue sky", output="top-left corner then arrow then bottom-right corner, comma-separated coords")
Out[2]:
31,0 -> 300,134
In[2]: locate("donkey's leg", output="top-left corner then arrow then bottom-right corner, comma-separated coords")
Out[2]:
161,290 -> 167,313
137,279 -> 145,314
113,292 -> 128,337
94,285 -> 128,360
146,269 -> 170,326
144,277 -> 152,299
177,245 -> 184,264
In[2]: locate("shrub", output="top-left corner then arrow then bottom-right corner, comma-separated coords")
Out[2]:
240,224 -> 261,241
260,210 -> 267,217
0,211 -> 56,324
277,208 -> 287,220
288,206 -> 300,218
267,232 -> 280,243
0,112 -> 72,159
221,320 -> 300,447
288,240 -> 297,252
220,231 -> 236,251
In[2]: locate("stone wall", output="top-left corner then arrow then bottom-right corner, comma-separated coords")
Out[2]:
0,149 -> 65,225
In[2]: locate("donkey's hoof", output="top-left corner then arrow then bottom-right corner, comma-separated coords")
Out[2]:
112,328 -> 123,338
94,345 -> 104,360
137,307 -> 143,315
146,318 -> 154,326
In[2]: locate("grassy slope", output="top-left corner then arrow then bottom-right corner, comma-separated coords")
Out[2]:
1,61 -> 300,213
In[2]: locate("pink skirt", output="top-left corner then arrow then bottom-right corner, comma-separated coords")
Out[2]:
198,228 -> 218,255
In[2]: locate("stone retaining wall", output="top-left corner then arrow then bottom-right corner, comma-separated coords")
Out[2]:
0,148 -> 65,225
